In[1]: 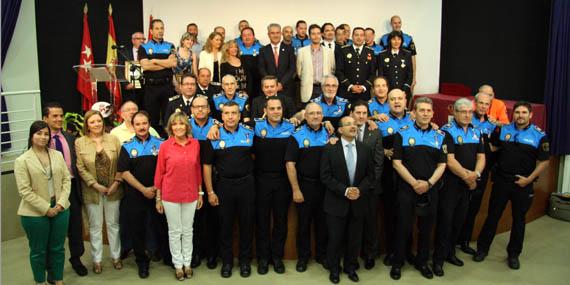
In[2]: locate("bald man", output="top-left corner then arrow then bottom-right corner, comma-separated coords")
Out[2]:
478,84 -> 509,124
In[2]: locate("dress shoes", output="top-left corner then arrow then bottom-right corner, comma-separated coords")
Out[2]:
458,241 -> 477,255
296,260 -> 308,272
415,264 -> 434,279
220,263 -> 232,278
273,259 -> 285,274
446,255 -> 464,266
329,272 -> 340,284
138,265 -> 149,279
257,259 -> 269,275
383,253 -> 394,266
390,266 -> 401,280
71,262 -> 88,276
190,255 -> 201,268
508,256 -> 520,270
345,270 -> 359,282
364,257 -> 376,270
473,251 -> 487,262
239,263 -> 251,277
432,263 -> 444,277
206,256 -> 218,269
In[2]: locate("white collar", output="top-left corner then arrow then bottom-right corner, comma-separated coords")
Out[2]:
341,137 -> 356,147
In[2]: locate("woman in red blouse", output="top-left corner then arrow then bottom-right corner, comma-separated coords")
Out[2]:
154,112 -> 203,280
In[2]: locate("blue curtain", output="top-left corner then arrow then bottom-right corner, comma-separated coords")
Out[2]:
1,0 -> 22,151
544,0 -> 570,155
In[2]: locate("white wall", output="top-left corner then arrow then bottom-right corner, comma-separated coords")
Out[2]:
142,0 -> 442,94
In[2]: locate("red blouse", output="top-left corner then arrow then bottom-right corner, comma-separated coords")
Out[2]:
154,137 -> 202,203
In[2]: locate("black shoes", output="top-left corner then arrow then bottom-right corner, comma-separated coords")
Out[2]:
390,266 -> 401,280
296,259 -> 308,272
206,256 -> 218,269
257,259 -> 269,275
383,253 -> 394,266
458,241 -> 477,255
190,255 -> 201,268
329,272 -> 340,284
364,257 -> 376,270
415,264 -> 434,279
221,263 -> 232,278
273,259 -> 285,274
345,270 -> 359,282
432,263 -> 444,277
138,265 -> 150,279
239,263 -> 251,277
71,262 -> 88,276
473,251 -> 487,262
446,255 -> 464,267
508,256 -> 520,270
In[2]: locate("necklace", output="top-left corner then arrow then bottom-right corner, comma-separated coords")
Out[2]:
32,148 -> 53,179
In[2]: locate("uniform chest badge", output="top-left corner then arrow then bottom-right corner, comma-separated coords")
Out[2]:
151,145 -> 158,156
457,136 -> 463,144
260,129 -> 267,138
175,108 -> 181,113
384,57 -> 390,63
505,134 -> 512,141
347,53 -> 352,59
148,48 -> 153,55
245,133 -> 250,143
219,140 -> 226,149
373,110 -> 379,116
408,137 -> 416,146
367,53 -> 372,61
303,138 -> 310,148
387,127 -> 394,134
401,63 -> 406,68
253,49 -> 257,56
130,148 -> 138,157
218,103 -> 224,110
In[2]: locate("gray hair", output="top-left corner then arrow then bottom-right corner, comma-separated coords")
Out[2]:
321,75 -> 339,88
413,96 -> 433,110
267,23 -> 281,31
474,92 -> 491,101
304,102 -> 322,112
453,98 -> 473,111
221,74 -> 237,83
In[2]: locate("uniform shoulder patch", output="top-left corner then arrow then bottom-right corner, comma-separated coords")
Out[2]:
533,125 -> 545,134
294,126 -> 304,133
254,117 -> 265,122
379,49 -> 389,54
169,95 -> 180,102
337,97 -> 348,103
441,123 -> 451,130
341,45 -> 351,48
364,46 -> 374,51
435,129 -> 445,136
238,91 -> 249,99
213,92 -> 223,98
240,123 -> 253,131
399,125 -> 410,131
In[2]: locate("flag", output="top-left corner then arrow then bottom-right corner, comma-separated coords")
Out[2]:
147,14 -> 153,41
106,4 -> 121,111
77,3 -> 95,111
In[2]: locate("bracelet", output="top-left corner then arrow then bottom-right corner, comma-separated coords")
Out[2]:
199,191 -> 204,196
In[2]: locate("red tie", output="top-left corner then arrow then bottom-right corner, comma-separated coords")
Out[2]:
273,46 -> 279,67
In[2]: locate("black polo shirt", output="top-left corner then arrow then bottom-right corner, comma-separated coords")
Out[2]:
202,124 -> 254,179
441,120 -> 485,187
284,124 -> 329,180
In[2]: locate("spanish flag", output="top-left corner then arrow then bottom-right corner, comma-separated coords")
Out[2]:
106,4 -> 121,111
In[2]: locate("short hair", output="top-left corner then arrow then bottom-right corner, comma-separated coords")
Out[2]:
221,101 -> 240,112
241,26 -> 255,36
213,26 -> 225,32
131,31 -> 144,38
413,96 -> 433,110
221,74 -> 237,84
388,88 -> 405,99
198,67 -> 211,76
27,120 -> 51,149
308,24 -> 321,34
321,23 -> 334,31
191,95 -> 209,108
267,23 -> 281,32
349,100 -> 369,114
181,73 -> 197,84
42,102 -> 64,117
365,27 -> 376,34
264,96 -> 283,108
304,102 -> 322,112
165,111 -> 191,137
391,15 -> 401,23
352,27 -> 365,34
453,98 -> 473,111
373,76 -> 388,85
186,23 -> 197,29
478,84 -> 494,94
150,19 -> 163,29
474,92 -> 491,101
179,32 -> 196,47
83,110 -> 105,135
261,75 -> 278,85
203,32 -> 223,52
131,110 -> 150,126
120,100 -> 138,111
296,20 -> 307,28
513,101 -> 532,113
321,74 -> 339,88
335,26 -> 345,33
239,19 -> 249,25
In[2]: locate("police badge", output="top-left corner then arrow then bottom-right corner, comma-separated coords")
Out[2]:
505,134 -> 512,141
457,136 -> 463,144
261,129 -> 267,138
130,148 -> 138,158
148,48 -> 153,55
347,53 -> 352,59
408,137 -> 416,146
387,127 -> 394,134
303,138 -> 310,148
219,140 -> 226,149
152,145 -> 158,156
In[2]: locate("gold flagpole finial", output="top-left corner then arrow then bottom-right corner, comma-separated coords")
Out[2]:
108,4 -> 113,15
83,3 -> 88,14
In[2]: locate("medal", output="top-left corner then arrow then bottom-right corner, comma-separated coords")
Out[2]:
130,148 -> 138,158
367,53 -> 372,61
457,136 -> 463,144
347,53 -> 352,59
384,57 -> 390,63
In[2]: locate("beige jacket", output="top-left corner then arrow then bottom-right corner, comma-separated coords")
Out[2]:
75,133 -> 123,204
15,148 -> 71,216
296,45 -> 336,103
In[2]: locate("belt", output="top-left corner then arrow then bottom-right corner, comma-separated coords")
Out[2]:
146,77 -> 171,85
218,174 -> 252,184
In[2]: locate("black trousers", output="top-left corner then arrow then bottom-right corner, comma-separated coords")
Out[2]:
67,179 -> 85,266
477,175 -> 534,257
433,182 -> 470,264
457,168 -> 490,244
380,163 -> 397,255
192,192 -> 220,260
393,185 -> 438,266
326,212 -> 363,274
361,193 -> 380,258
255,174 -> 292,261
295,177 -> 328,262
217,175 -> 255,265
144,82 -> 173,136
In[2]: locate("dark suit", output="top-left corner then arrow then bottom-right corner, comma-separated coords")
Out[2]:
258,43 -> 296,99
163,95 -> 194,124
320,140 -> 373,274
335,45 -> 377,103
377,49 -> 413,101
196,84 -> 221,99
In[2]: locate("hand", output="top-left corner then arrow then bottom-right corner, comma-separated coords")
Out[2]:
324,121 -> 335,135
206,124 -> 221,140
350,85 -> 360,93
346,187 -> 360,200
243,117 -> 251,123
467,180 -> 477,190
155,201 -> 164,214
292,189 -> 305,203
290,117 -> 301,126
107,182 -> 119,196
142,186 -> 156,199
93,183 -> 108,194
384,148 -> 394,159
208,192 -> 219,206
367,120 -> 378,130
515,175 -> 533,187
413,180 -> 429,194
46,208 -> 58,217
277,83 -> 284,91
463,170 -> 478,184
125,83 -> 134,90
328,137 -> 339,145
197,195 -> 203,210
430,122 -> 439,130
411,80 -> 417,93
377,113 -> 389,123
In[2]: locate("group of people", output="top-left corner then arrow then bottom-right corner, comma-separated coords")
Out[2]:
14,15 -> 550,285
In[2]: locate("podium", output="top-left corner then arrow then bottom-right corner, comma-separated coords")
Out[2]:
73,63 -> 127,109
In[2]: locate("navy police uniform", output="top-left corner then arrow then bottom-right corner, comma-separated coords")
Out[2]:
310,95 -> 349,128
202,124 -> 255,266
367,42 -> 384,56
477,123 -> 549,258
377,49 -> 413,101
392,124 -> 447,267
163,95 -> 194,124
335,45 -> 377,102
253,118 -> 296,263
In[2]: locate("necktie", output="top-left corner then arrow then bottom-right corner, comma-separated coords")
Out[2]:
357,127 -> 363,142
328,43 -> 332,49
346,143 -> 356,185
392,53 -> 397,58
273,46 -> 279,67
355,47 -> 360,57
53,134 -> 65,160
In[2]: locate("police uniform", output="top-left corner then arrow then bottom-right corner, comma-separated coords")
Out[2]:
367,42 -> 385,56
457,114 -> 497,246
252,118 -> 296,264
433,120 -> 484,266
139,39 -> 176,135
117,135 -> 171,268
250,94 -> 297,121
202,123 -> 255,267
379,32 -> 417,56
335,45 -> 376,102
368,97 -> 391,118
238,40 -> 264,98
377,49 -> 413,101
310,95 -> 349,128
284,124 -> 330,263
209,92 -> 250,122
476,123 -> 549,258
391,124 -> 447,267
292,35 -> 311,55
376,112 -> 413,258
163,95 -> 194,124
196,84 -> 222,99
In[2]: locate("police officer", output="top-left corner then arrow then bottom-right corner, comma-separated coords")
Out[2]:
285,102 -> 330,272
375,89 -> 413,266
251,76 -> 299,122
335,27 -> 376,103
292,20 -> 311,54
365,28 -> 384,56
432,98 -> 486,277
474,101 -> 549,270
379,15 -> 417,92
377,31 -> 413,102
139,19 -> 177,136
390,97 -> 447,280
117,111 -> 171,278
163,74 -> 198,124
457,92 -> 497,255
210,74 -> 250,122
368,76 -> 391,120
309,75 -> 349,128
196,68 -> 222,99
252,97 -> 295,274
202,101 -> 255,278
238,27 -> 263,99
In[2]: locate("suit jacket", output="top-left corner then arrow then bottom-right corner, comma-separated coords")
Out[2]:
14,149 -> 71,216
75,133 -> 124,204
62,131 -> 83,204
258,43 -> 296,89
377,49 -> 413,91
296,45 -> 336,103
196,84 -> 221,99
164,95 -> 194,124
320,140 -> 373,217
361,123 -> 384,194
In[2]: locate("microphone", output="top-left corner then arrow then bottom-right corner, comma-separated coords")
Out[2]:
112,45 -> 125,50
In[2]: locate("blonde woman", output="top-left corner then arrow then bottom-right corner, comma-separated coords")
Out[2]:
75,110 -> 123,274
173,32 -> 199,93
198,32 -> 224,86
221,39 -> 248,93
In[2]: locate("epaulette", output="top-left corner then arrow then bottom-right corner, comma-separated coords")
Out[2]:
364,46 -> 374,51
435,129 -> 445,136
169,95 -> 180,102
239,123 -> 252,130
254,117 -> 265,122
341,45 -> 351,48
399,125 -> 409,131
310,96 -> 322,103
336,97 -> 348,103
237,91 -> 249,99
379,49 -> 390,54
213,92 -> 223,98
442,123 -> 452,129
533,125 -> 545,134
294,125 -> 304,133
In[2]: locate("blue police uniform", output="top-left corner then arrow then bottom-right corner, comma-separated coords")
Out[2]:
292,35 -> 311,54
377,113 -> 413,138
367,42 -> 384,56
379,32 -> 416,55
210,92 -> 249,121
310,95 -> 349,128
190,117 -> 217,141
368,98 -> 391,118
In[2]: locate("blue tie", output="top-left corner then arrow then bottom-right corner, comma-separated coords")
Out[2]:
346,143 -> 356,185
53,134 -> 65,160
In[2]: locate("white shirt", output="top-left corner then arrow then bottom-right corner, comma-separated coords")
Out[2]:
271,42 -> 281,57
132,47 -> 139,61
357,125 -> 365,142
322,40 -> 335,52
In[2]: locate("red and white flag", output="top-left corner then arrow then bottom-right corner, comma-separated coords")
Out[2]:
147,14 -> 154,42
77,3 -> 96,111
106,4 -> 121,111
